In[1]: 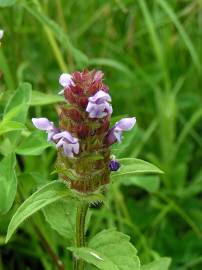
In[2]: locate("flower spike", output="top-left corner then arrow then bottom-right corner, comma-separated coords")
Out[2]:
32,70 -> 136,193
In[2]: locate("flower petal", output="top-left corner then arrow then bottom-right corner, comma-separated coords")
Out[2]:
89,90 -> 111,103
87,103 -> 107,118
72,142 -> 80,154
63,143 -> 74,158
56,138 -> 64,148
53,131 -> 78,144
115,117 -> 136,131
32,118 -> 54,131
104,102 -> 113,115
114,130 -> 122,142
59,73 -> 74,88
47,131 -> 55,141
86,101 -> 112,119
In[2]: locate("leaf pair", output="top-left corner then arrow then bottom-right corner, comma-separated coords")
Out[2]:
6,157 -> 163,241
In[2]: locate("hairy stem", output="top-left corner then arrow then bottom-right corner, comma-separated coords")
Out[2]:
74,201 -> 89,270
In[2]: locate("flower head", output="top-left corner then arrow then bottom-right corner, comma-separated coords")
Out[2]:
0,30 -> 4,40
86,90 -> 112,119
106,117 -> 136,145
32,70 -> 136,193
58,73 -> 75,94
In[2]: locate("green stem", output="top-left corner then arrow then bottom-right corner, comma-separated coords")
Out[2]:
74,201 -> 89,270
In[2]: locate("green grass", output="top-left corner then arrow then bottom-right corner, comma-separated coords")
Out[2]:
0,0 -> 202,269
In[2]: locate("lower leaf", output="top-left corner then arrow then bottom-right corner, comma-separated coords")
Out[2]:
141,257 -> 171,270
43,199 -> 77,242
6,181 -> 71,243
69,229 -> 140,270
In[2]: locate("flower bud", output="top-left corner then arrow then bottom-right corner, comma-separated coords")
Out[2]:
109,160 -> 120,171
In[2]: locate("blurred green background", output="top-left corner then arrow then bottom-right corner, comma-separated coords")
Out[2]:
0,0 -> 202,269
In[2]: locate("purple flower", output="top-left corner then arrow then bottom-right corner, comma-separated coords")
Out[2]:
58,73 -> 75,95
32,118 -> 58,141
32,118 -> 79,158
53,131 -> 79,158
86,90 -> 112,118
0,30 -> 4,40
109,159 -> 120,171
106,117 -> 136,145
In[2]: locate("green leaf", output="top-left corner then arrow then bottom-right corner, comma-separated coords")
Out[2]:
0,121 -> 25,135
6,181 -> 70,242
15,131 -> 53,155
112,158 -> 163,179
30,91 -> 64,106
0,0 -> 16,7
141,257 -> 171,270
118,175 -> 160,193
2,105 -> 24,122
69,229 -> 140,270
4,83 -> 32,121
4,83 -> 32,143
0,104 -> 26,135
43,199 -> 77,241
0,153 -> 17,215
0,137 -> 13,156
